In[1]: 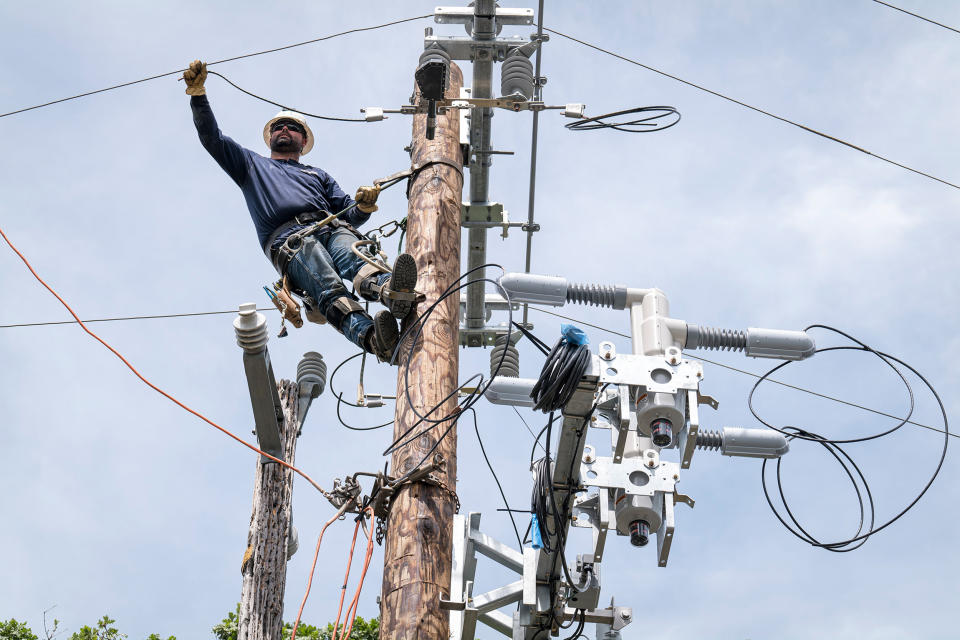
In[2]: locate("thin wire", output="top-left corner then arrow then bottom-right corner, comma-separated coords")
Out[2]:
0,14 -> 432,120
514,406 -> 546,453
526,305 -> 954,439
544,27 -> 960,191
471,408 -> 523,549
0,224 -> 336,498
0,307 -> 277,329
522,0 -> 547,326
207,71 -> 366,122
871,0 -> 960,35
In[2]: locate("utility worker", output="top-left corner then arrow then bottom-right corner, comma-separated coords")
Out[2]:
182,60 -> 416,360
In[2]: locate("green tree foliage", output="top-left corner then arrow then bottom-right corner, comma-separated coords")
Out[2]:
0,616 -> 174,640
1,608 -> 377,640
0,619 -> 39,640
212,605 -> 378,640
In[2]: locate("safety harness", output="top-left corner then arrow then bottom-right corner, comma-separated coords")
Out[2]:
262,159 -> 462,336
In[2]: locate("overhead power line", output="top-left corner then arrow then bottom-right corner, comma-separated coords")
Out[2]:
2,300 -> 949,440
544,27 -> 960,191
0,14 -> 431,120
526,305 -> 955,440
0,308 -> 276,329
871,0 -> 960,35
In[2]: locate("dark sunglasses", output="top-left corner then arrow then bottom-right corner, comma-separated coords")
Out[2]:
271,120 -> 305,135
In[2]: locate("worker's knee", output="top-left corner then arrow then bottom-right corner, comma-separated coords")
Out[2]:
324,296 -> 366,330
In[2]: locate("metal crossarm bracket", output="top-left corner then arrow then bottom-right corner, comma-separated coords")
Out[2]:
241,349 -> 284,463
434,6 -> 534,26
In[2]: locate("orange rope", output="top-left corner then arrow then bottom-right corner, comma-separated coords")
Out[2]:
337,508 -> 376,640
332,518 -> 362,636
290,501 -> 353,640
0,225 -> 333,498
0,225 -> 364,640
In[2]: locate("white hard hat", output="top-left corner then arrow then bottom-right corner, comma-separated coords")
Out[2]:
263,110 -> 314,155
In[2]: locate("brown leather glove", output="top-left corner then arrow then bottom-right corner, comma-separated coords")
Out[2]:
355,185 -> 380,214
183,60 -> 207,96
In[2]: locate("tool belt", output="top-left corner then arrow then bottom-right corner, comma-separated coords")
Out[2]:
264,210 -> 365,276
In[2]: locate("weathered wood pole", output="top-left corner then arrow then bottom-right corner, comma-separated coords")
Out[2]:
380,62 -> 464,640
238,380 -> 299,640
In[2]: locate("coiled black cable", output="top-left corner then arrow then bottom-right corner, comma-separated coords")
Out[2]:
530,335 -> 591,413
752,324 -> 949,551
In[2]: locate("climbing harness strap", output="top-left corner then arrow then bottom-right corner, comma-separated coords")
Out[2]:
266,212 -> 369,276
352,263 -> 384,301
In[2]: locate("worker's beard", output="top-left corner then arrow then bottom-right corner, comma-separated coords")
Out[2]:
271,135 -> 303,154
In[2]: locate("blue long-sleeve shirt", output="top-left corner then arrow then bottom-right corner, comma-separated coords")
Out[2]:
190,95 -> 370,250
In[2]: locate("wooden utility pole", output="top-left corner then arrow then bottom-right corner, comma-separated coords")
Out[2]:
380,62 -> 465,640
238,380 -> 299,640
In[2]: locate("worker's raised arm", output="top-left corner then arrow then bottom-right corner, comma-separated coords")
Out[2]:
183,60 -> 249,186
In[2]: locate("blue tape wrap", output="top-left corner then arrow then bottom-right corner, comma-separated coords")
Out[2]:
531,514 -> 544,550
561,323 -> 589,346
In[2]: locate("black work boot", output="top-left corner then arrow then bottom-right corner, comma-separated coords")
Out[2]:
365,310 -> 400,363
380,253 -> 418,320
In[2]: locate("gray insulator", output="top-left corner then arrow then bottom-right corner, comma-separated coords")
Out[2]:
566,282 -> 628,309
685,324 -> 747,352
695,429 -> 723,451
287,523 -> 299,560
296,351 -> 327,398
233,303 -> 269,354
696,427 -> 789,458
419,44 -> 451,67
491,334 -> 520,378
501,49 -> 534,100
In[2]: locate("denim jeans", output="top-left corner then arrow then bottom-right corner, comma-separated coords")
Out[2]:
284,226 -> 389,348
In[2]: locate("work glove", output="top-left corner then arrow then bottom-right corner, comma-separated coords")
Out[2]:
183,60 -> 207,96
355,185 -> 381,214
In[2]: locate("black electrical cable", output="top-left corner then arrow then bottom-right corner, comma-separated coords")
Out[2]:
871,0 -> 960,35
471,407 -> 524,549
383,264 -> 516,485
526,305 -> 954,439
0,307 -> 277,329
565,105 -> 681,133
753,325 -> 949,550
0,14 -> 432,120
544,26 -> 960,191
334,394 -> 394,432
512,320 -> 552,355
530,336 -> 591,413
383,270 -> 512,456
207,71 -> 366,122
562,609 -> 586,639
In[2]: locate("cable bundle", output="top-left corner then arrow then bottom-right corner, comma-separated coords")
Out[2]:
530,326 -> 591,413
751,325 -> 949,551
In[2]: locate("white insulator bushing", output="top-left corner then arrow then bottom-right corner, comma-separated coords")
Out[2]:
745,328 -> 816,361
485,376 -> 537,407
287,523 -> 299,560
498,272 -> 568,306
234,302 -> 269,354
297,351 -> 327,399
721,427 -> 789,459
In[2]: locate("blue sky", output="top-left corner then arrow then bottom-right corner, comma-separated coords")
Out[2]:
1,2 -> 958,639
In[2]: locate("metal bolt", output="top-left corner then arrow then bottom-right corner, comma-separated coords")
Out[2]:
621,611 -> 632,620
673,474 -> 679,480
648,460 -> 655,468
